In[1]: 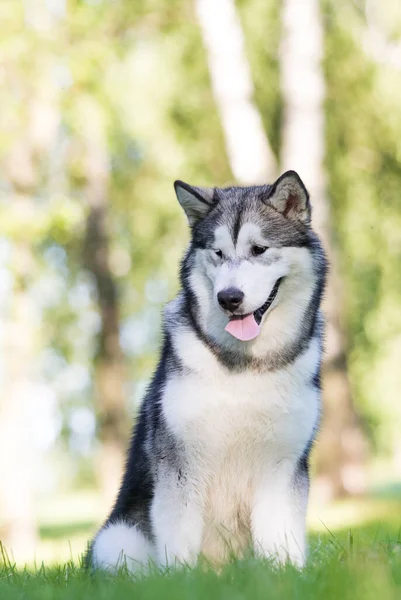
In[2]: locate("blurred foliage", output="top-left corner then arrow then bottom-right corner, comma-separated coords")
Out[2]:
324,0 -> 401,452
0,0 -> 401,490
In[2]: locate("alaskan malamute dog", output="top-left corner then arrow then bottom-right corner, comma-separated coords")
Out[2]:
89,170 -> 327,571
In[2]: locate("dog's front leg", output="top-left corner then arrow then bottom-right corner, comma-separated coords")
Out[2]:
251,461 -> 308,568
151,470 -> 204,568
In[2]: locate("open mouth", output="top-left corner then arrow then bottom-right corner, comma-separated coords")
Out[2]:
253,277 -> 283,325
224,278 -> 283,341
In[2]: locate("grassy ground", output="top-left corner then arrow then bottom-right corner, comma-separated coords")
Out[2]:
1,530 -> 401,600
1,487 -> 401,599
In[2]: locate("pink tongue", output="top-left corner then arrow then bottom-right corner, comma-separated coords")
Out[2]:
225,313 -> 261,341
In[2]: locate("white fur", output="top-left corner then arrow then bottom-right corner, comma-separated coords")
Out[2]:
152,221 -> 320,567
194,222 -> 316,360
206,224 -> 290,318
251,463 -> 308,567
93,219 -> 320,570
157,329 -> 319,566
92,521 -> 155,572
151,472 -> 204,567
213,224 -> 235,256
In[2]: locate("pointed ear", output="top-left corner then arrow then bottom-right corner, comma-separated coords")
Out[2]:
266,171 -> 311,225
174,180 -> 215,226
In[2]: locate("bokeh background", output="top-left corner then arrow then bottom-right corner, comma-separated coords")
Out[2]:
1,0 -> 401,567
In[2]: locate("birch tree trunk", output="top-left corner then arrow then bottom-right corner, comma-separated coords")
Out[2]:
194,0 -> 276,183
0,234 -> 37,562
0,28 -> 62,558
280,0 -> 368,499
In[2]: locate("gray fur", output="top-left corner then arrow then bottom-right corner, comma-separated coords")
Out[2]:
88,171 -> 327,572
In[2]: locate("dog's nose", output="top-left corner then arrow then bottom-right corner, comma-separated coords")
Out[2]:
217,288 -> 244,312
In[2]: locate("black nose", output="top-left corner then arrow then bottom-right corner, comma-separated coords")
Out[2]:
217,288 -> 244,312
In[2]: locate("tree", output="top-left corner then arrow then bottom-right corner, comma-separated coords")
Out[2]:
83,128 -> 128,505
0,237 -> 37,561
194,0 -> 276,183
280,0 -> 368,498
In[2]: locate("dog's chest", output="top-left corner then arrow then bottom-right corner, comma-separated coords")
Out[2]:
162,336 -> 319,464
161,337 -> 319,563
160,333 -> 320,563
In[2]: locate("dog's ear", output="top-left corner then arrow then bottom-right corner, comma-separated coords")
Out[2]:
266,171 -> 311,225
174,181 -> 215,227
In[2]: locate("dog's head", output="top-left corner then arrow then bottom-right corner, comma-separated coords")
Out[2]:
175,171 -> 326,359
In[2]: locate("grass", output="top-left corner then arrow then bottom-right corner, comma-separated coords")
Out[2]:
1,487 -> 401,599
1,531 -> 401,600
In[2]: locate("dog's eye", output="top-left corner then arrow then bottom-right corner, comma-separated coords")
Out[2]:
251,245 -> 268,256
214,249 -> 223,259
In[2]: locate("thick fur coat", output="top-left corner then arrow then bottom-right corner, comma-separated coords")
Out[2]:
89,170 -> 327,571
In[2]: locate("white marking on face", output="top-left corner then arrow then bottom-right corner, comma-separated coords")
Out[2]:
236,223 -> 266,257
213,225 -> 235,258
207,222 -> 290,315
214,260 -> 287,315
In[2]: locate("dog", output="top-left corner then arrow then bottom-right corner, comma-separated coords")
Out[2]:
88,170 -> 327,572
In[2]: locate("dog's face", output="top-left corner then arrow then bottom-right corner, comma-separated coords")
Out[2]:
175,171 -> 325,354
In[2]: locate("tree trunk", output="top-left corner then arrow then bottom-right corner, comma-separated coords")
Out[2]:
194,0 -> 277,183
280,0 -> 368,499
0,51 -> 60,560
84,144 -> 128,507
0,235 -> 37,562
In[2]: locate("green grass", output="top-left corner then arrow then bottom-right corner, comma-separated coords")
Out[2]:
2,486 -> 401,599
2,525 -> 401,600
